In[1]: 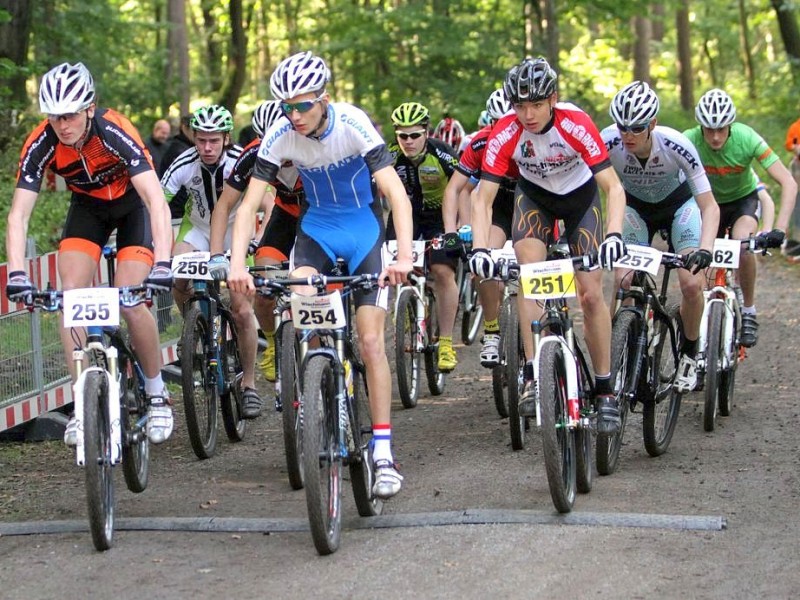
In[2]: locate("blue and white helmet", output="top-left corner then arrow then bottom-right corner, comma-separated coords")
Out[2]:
270,51 -> 330,101
39,62 -> 96,115
251,100 -> 284,138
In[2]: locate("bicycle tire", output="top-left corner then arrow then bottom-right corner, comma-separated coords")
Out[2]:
597,310 -> 637,475
460,276 -> 483,346
424,289 -> 446,396
301,354 -> 343,555
718,304 -> 739,417
492,295 -> 511,418
180,303 -> 218,459
83,370 -> 115,551
279,321 -> 304,490
349,359 -> 384,517
505,300 -> 526,450
643,303 -> 682,455
220,312 -> 247,442
394,288 -> 421,408
703,302 -> 724,432
119,352 -> 149,493
538,343 -> 577,513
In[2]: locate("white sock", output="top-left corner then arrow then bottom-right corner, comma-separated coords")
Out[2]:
372,424 -> 393,463
742,306 -> 756,316
144,375 -> 166,396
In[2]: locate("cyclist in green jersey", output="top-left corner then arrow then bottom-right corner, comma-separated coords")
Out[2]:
684,89 -> 796,347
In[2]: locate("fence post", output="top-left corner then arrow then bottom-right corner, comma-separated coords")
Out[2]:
27,237 -> 45,403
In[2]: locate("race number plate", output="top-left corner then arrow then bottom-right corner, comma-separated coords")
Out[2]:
490,240 -> 516,262
383,240 -> 426,267
290,290 -> 347,329
612,244 -> 662,276
172,251 -> 212,280
63,287 -> 120,327
520,259 -> 576,300
710,238 -> 741,269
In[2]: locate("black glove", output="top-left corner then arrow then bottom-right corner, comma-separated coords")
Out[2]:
442,232 -> 463,257
248,238 -> 260,256
6,271 -> 33,302
684,249 -> 713,274
207,254 -> 231,281
598,233 -> 626,270
757,229 -> 785,249
468,248 -> 495,278
145,261 -> 174,293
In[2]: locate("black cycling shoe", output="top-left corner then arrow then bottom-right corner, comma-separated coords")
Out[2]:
740,313 -> 758,348
596,394 -> 621,436
242,387 -> 263,419
518,381 -> 537,418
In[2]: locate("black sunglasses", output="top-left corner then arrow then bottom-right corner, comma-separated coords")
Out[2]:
397,131 -> 426,140
616,121 -> 650,135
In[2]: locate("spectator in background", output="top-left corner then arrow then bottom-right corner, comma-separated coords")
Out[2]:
145,119 -> 171,177
160,113 -> 194,220
783,116 -> 800,253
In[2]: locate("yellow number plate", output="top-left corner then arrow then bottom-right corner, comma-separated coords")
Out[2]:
520,259 -> 576,300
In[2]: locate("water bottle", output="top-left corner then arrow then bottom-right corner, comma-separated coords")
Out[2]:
458,224 -> 473,244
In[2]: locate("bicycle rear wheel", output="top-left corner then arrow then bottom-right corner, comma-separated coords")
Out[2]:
538,343 -> 577,513
424,290 -> 445,396
597,310 -> 637,475
505,300 -> 526,451
119,352 -> 149,493
83,370 -> 115,551
349,359 -> 384,517
492,295 -> 511,418
180,303 -> 218,459
395,288 -> 421,408
220,313 -> 247,442
302,354 -> 342,555
460,275 -> 483,346
279,321 -> 304,490
703,302 -> 724,432
643,304 -> 682,456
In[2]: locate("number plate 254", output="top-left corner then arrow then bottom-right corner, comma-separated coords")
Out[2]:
290,290 -> 347,329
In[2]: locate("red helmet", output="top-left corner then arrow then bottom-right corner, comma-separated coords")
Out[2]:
432,116 -> 465,150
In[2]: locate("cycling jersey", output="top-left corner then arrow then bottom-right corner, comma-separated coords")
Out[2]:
227,137 -> 304,218
16,108 -> 154,200
481,103 -> 610,198
388,138 -> 458,213
458,125 -> 519,196
684,122 -> 779,204
161,144 -> 242,239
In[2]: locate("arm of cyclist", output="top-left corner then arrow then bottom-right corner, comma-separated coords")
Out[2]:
594,166 -> 627,269
755,182 -> 776,234
227,178 -> 275,296
468,178 -> 500,278
682,190 -> 721,273
442,170 -> 473,255
374,165 -> 414,286
5,187 -> 38,274
764,159 -> 797,234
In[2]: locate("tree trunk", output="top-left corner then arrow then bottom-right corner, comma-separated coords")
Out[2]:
0,0 -> 34,151
770,0 -> 800,83
633,16 -> 651,83
652,3 -> 665,42
676,0 -> 694,111
738,0 -> 757,99
200,0 -> 222,91
167,0 -> 190,116
544,0 -> 558,73
218,0 -> 247,114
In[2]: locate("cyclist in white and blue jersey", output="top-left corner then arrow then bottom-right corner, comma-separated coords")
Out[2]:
226,51 -> 414,499
602,82 -> 720,392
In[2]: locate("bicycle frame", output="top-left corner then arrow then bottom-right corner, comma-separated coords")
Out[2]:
188,279 -> 230,397
696,267 -> 742,376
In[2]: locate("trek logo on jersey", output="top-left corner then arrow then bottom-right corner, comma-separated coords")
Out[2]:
520,140 -> 536,158
485,121 -> 520,167
559,117 -> 601,158
662,139 -> 698,169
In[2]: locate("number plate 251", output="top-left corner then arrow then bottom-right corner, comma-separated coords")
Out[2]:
520,259 -> 576,300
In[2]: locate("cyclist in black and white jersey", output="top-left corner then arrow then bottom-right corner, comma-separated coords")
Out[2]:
601,82 -> 720,392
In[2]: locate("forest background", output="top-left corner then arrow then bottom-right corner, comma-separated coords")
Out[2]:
1,0 -> 800,260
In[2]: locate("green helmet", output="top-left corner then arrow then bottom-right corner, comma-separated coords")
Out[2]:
191,104 -> 234,133
391,102 -> 429,128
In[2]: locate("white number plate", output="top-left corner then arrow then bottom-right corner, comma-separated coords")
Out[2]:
63,287 -> 120,327
711,238 -> 740,269
382,240 -> 426,268
490,240 -> 516,262
520,259 -> 576,300
172,251 -> 212,280
290,290 -> 347,329
612,244 -> 662,275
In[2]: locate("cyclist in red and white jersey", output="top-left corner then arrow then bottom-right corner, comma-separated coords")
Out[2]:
432,115 -> 466,154
469,57 -> 627,435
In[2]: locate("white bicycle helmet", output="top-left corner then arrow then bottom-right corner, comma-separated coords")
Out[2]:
270,51 -> 330,101
38,62 -> 96,115
478,110 -> 491,128
252,100 -> 284,138
486,88 -> 511,121
609,81 -> 660,126
191,105 -> 234,133
695,88 -> 736,129
503,57 -> 557,104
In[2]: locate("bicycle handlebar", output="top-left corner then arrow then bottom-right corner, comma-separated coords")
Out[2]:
251,273 -> 384,297
493,252 -> 599,281
22,285 -> 157,312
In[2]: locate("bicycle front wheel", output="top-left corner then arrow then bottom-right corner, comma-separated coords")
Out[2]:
395,288 -> 421,408
424,290 -> 445,396
120,352 -> 149,493
718,306 -> 740,417
460,275 -> 483,346
180,303 -> 218,459
538,343 -> 577,513
492,295 -> 511,418
643,304 -> 682,456
301,355 -> 343,555
505,300 -> 526,451
83,370 -> 115,551
220,313 -> 247,442
279,321 -> 304,490
703,302 -> 724,432
349,359 -> 384,517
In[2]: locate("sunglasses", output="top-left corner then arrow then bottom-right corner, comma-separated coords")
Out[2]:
280,97 -> 324,114
397,130 -> 426,141
616,121 -> 650,135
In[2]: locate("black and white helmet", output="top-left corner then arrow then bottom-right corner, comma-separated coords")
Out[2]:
695,88 -> 736,129
270,51 -> 330,101
486,88 -> 511,121
38,62 -> 96,115
609,81 -> 659,126
252,100 -> 284,138
503,57 -> 557,104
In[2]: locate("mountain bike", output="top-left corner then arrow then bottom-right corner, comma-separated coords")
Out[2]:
252,271 -> 384,555
454,227 -> 483,346
498,247 -> 596,513
697,234 -> 777,431
606,244 -> 685,474
23,277 -> 157,550
386,239 -> 445,409
173,251 -> 246,459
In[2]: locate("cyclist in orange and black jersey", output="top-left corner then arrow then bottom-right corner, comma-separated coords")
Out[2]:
6,62 -> 174,445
